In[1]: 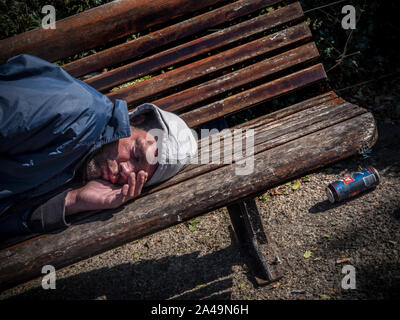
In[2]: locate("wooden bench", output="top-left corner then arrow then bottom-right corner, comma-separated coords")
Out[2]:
0,0 -> 377,291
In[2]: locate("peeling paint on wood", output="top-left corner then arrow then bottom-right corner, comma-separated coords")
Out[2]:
107,23 -> 311,104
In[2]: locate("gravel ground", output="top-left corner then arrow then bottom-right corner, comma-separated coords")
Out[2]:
1,84 -> 399,301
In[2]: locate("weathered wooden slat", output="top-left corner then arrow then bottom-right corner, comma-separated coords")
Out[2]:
107,23 -> 312,104
149,100 -> 365,193
0,111 -> 377,291
154,43 -> 319,113
180,91 -> 339,172
0,0 -> 226,64
87,4 -> 305,93
64,0 -> 287,78
198,103 -> 363,162
234,91 -> 339,130
180,63 -> 327,128
195,98 -> 349,157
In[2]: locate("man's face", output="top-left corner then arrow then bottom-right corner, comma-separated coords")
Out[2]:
85,127 -> 158,185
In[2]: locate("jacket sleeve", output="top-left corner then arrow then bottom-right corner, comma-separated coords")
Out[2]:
28,190 -> 71,233
0,189 -> 72,237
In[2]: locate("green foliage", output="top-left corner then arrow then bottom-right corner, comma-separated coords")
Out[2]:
110,75 -> 153,92
302,0 -> 397,91
258,194 -> 269,202
302,176 -> 311,183
186,219 -> 200,232
291,181 -> 300,190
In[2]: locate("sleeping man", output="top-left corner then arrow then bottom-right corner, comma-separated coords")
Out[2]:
0,54 -> 197,237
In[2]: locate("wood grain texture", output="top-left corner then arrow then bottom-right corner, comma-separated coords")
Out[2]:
0,0 -> 227,63
180,64 -> 327,127
64,0 -> 288,77
84,2 -> 302,91
153,42 -> 319,113
106,22 -> 312,104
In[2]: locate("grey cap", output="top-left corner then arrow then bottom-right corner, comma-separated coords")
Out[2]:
128,103 -> 197,186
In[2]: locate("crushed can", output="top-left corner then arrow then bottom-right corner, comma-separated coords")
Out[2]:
326,167 -> 380,203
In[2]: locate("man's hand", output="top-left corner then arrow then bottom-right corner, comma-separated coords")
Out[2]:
65,171 -> 148,216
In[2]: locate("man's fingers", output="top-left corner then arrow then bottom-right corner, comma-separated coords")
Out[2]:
134,171 -> 147,197
116,171 -> 147,206
122,184 -> 129,198
128,172 -> 136,198
112,183 -> 129,207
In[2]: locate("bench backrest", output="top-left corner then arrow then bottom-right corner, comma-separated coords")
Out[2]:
0,0 -> 327,131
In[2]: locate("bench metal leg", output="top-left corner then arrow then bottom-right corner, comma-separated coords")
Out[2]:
227,198 -> 282,286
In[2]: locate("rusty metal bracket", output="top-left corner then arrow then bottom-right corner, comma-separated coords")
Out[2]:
227,198 -> 282,286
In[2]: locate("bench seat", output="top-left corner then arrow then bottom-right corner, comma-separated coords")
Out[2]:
0,0 -> 377,290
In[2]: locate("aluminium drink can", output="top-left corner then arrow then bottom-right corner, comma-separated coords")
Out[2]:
326,167 -> 380,203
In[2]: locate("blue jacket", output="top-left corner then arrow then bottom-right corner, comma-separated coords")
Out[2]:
0,54 -> 131,233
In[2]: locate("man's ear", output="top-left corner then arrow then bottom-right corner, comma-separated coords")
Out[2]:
130,114 -> 147,126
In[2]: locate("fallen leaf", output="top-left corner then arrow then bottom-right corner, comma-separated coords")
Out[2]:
303,250 -> 312,259
258,194 -> 269,202
336,258 -> 350,264
272,282 -> 281,289
271,187 -> 282,195
292,181 -> 300,190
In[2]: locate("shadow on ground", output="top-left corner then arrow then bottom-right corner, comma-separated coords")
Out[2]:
5,227 -> 251,300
